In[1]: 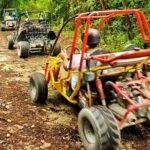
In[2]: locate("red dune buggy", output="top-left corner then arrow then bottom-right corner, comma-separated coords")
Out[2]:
29,9 -> 150,150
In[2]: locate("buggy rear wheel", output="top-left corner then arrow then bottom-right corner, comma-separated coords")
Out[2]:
29,72 -> 48,104
7,36 -> 14,49
17,41 -> 29,58
78,106 -> 120,150
1,25 -> 5,31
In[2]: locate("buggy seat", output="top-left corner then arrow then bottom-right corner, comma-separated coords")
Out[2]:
89,50 -> 150,68
111,51 -> 149,67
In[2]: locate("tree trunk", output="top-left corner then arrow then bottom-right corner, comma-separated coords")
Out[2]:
121,0 -> 134,40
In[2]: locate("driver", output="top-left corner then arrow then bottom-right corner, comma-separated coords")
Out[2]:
59,28 -> 107,91
60,28 -> 106,71
18,18 -> 33,36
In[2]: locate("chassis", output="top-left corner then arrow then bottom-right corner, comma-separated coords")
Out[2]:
7,10 -> 60,58
29,9 -> 150,150
1,8 -> 18,31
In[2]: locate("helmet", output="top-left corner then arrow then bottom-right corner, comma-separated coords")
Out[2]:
81,28 -> 100,46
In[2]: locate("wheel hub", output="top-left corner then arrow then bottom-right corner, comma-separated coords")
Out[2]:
83,119 -> 96,144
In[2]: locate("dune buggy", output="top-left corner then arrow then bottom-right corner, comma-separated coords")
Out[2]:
29,9 -> 150,150
7,10 -> 60,58
1,8 -> 18,31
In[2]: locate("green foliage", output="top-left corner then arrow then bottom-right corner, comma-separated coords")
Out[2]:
0,0 -> 150,50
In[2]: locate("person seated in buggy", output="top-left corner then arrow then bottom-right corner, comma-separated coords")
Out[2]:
59,28 -> 142,106
18,18 -> 33,37
60,28 -> 106,72
59,28 -> 108,98
59,29 -> 141,75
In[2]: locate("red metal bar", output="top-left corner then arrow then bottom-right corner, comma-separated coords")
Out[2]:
69,9 -> 150,71
134,86 -> 150,100
115,78 -> 150,100
44,63 -> 50,83
119,102 -> 150,125
106,80 -> 150,125
79,15 -> 92,71
69,12 -> 90,70
110,82 -> 136,105
126,79 -> 148,86
79,9 -> 150,42
69,19 -> 80,70
134,11 -> 149,41
139,10 -> 150,39
97,16 -> 111,30
47,71 -> 50,83
89,49 -> 150,63
82,9 -> 138,16
44,63 -> 48,75
81,15 -> 110,19
96,79 -> 106,105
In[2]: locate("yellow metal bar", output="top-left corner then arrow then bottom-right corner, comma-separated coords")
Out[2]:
70,71 -> 82,99
46,55 -> 150,105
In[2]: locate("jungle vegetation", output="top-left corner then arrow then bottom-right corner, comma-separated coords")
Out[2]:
0,0 -> 150,51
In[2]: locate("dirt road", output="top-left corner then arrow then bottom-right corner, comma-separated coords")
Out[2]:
0,31 -> 149,150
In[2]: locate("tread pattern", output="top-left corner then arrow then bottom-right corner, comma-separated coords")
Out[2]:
17,41 -> 29,58
29,72 -> 48,104
8,36 -> 14,49
97,106 -> 121,150
78,106 -> 121,150
78,106 -> 109,150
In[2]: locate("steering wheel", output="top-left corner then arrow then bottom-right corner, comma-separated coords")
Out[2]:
63,45 -> 81,57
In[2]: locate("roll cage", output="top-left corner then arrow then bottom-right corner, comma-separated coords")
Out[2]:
69,9 -> 150,71
15,10 -> 52,37
17,10 -> 51,28
46,9 -> 150,104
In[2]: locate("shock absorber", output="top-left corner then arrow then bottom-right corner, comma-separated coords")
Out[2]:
96,78 -> 106,106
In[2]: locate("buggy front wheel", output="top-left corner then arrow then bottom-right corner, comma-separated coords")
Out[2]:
17,41 -> 29,58
98,106 -> 121,150
29,72 -> 48,104
78,106 -> 120,150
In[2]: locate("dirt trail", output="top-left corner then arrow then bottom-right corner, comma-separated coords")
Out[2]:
0,31 -> 149,150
